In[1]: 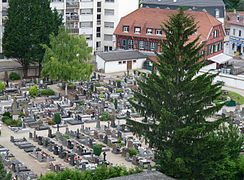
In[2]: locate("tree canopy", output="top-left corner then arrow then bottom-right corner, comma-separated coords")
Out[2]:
41,28 -> 93,95
127,10 -> 243,179
3,0 -> 62,77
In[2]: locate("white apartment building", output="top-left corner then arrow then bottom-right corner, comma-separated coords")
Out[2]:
0,0 -> 139,55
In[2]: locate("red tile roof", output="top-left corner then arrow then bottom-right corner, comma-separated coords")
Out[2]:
114,8 -> 222,42
225,12 -> 244,28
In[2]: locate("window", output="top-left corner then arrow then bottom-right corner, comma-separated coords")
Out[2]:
146,28 -> 153,34
156,29 -> 162,35
233,29 -> 236,36
104,34 -> 113,41
80,22 -> 93,28
134,27 -> 141,34
97,27 -> 101,37
128,40 -> 133,49
85,34 -> 93,40
133,60 -> 137,63
123,61 -> 126,64
109,46 -> 113,51
239,30 -> 242,37
213,30 -> 218,38
232,43 -> 235,50
118,61 -> 122,64
105,0 -> 114,2
139,41 -> 144,49
97,2 -> 101,7
215,9 -> 220,18
80,9 -> 93,15
104,46 -> 108,52
104,22 -> 114,28
123,26 -> 129,32
105,9 -> 114,15
150,42 -> 156,50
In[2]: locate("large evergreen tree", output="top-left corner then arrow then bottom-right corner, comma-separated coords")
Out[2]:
128,10 -> 243,179
3,0 -> 62,78
41,28 -> 93,95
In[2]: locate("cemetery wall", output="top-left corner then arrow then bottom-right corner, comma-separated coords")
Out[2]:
0,66 -> 39,80
199,69 -> 244,90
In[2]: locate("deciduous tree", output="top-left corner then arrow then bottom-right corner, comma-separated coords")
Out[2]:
41,28 -> 93,95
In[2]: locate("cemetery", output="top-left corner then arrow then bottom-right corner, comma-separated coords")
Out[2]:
0,70 -> 243,178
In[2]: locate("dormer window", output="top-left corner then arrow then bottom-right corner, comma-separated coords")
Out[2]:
134,27 -> 141,34
156,29 -> 162,35
146,28 -> 153,35
123,26 -> 129,32
213,30 -> 218,38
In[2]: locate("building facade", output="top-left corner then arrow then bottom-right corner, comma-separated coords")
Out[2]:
114,8 -> 225,59
140,0 -> 226,24
0,0 -> 139,55
225,14 -> 244,58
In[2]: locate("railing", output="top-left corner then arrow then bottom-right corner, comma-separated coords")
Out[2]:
66,2 -> 79,8
66,16 -> 79,21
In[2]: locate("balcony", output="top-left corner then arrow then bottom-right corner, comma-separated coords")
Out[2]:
67,28 -> 79,34
66,15 -> 79,21
66,2 -> 79,9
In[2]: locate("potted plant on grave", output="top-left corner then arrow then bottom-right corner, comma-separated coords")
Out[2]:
0,81 -> 5,95
128,147 -> 138,158
53,113 -> 62,131
93,144 -> 102,157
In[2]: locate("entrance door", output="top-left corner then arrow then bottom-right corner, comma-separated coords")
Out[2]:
237,45 -> 242,55
127,61 -> 132,70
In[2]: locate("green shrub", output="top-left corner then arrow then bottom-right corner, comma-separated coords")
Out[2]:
29,85 -> 39,97
128,148 -> 138,157
100,112 -> 110,121
9,72 -> 21,81
2,116 -> 22,127
38,165 -> 142,180
116,89 -> 123,93
93,144 -> 102,156
40,88 -> 55,96
47,120 -> 55,125
2,111 -> 11,118
0,81 -> 5,93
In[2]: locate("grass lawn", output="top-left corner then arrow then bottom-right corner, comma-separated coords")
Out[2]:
228,92 -> 244,105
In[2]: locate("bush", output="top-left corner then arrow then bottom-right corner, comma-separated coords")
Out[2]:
0,81 -> 5,93
93,144 -> 102,156
38,165 -> 142,180
116,89 -> 123,93
2,116 -> 22,127
9,72 -> 21,81
47,119 -> 55,125
2,112 -> 11,118
128,148 -> 138,157
100,112 -> 111,121
40,88 -> 55,96
29,85 -> 39,97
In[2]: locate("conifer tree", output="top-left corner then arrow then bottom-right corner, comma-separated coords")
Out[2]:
128,10 -> 243,179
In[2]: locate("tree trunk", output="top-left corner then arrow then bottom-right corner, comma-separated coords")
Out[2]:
38,63 -> 42,77
65,83 -> 68,96
57,124 -> 59,132
23,67 -> 28,79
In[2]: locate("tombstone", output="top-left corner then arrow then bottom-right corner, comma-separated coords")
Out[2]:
103,135 -> 108,145
33,131 -> 37,141
127,140 -> 133,148
12,97 -> 19,120
96,118 -> 101,129
10,136 -> 14,142
53,145 -> 59,155
70,154 -> 75,166
48,129 -> 53,138
38,136 -> 43,145
89,138 -> 93,147
118,131 -> 122,139
29,132 -> 33,139
67,140 -> 73,149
